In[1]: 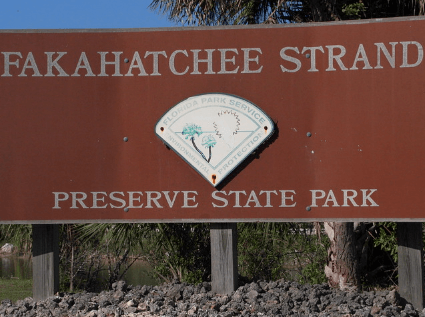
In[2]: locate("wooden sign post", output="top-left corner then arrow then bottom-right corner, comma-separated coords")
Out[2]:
398,223 -> 424,309
32,224 -> 59,301
210,223 -> 238,294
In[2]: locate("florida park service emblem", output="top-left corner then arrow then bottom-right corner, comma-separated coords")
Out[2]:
155,93 -> 274,187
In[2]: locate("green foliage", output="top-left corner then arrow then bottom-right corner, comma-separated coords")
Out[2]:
69,223 -> 150,291
342,2 -> 367,19
368,222 -> 425,287
59,224 -> 105,292
144,223 -> 211,284
0,222 -> 330,289
238,223 -> 288,281
301,262 -> 327,285
150,0 -> 306,25
238,223 -> 329,284
0,278 -> 32,303
373,222 -> 398,263
295,229 -> 329,285
150,0 -> 425,26
1,221 -> 406,291
141,222 -> 329,286
0,225 -> 32,254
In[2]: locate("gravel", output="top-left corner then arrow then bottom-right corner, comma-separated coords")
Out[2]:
1,279 -> 425,316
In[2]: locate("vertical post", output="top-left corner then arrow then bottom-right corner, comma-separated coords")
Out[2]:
32,224 -> 59,301
210,223 -> 238,294
398,222 -> 424,310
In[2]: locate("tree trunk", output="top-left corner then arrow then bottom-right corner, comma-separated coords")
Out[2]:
324,222 -> 360,291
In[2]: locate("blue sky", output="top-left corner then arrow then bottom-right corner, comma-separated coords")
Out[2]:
0,0 -> 177,30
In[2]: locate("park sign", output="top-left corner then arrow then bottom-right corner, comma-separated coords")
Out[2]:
1,16 -> 425,223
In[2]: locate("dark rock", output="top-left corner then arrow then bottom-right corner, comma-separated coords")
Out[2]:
245,289 -> 259,303
182,285 -> 194,300
177,301 -> 189,312
167,283 -> 185,301
111,280 -> 127,292
1,299 -> 12,306
248,282 -> 262,293
0,280 -> 421,317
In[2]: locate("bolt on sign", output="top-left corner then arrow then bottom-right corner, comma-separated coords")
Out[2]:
1,17 -> 425,223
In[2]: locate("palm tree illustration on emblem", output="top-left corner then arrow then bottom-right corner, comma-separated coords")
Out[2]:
182,110 -> 240,163
182,123 -> 216,163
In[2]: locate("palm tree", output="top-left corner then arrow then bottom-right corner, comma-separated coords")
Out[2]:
149,0 -> 307,25
149,0 -> 424,26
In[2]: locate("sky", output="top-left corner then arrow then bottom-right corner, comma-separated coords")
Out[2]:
0,0 -> 178,30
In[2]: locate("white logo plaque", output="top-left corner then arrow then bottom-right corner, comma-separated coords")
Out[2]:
155,93 -> 275,187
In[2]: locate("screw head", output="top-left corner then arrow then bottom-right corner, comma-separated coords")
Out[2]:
305,54 -> 311,58
123,137 -> 128,142
124,207 -> 129,212
307,132 -> 312,137
124,58 -> 129,63
306,206 -> 311,211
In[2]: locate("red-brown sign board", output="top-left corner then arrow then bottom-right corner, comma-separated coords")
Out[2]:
1,17 -> 425,223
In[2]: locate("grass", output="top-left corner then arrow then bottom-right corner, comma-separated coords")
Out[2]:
0,278 -> 32,303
